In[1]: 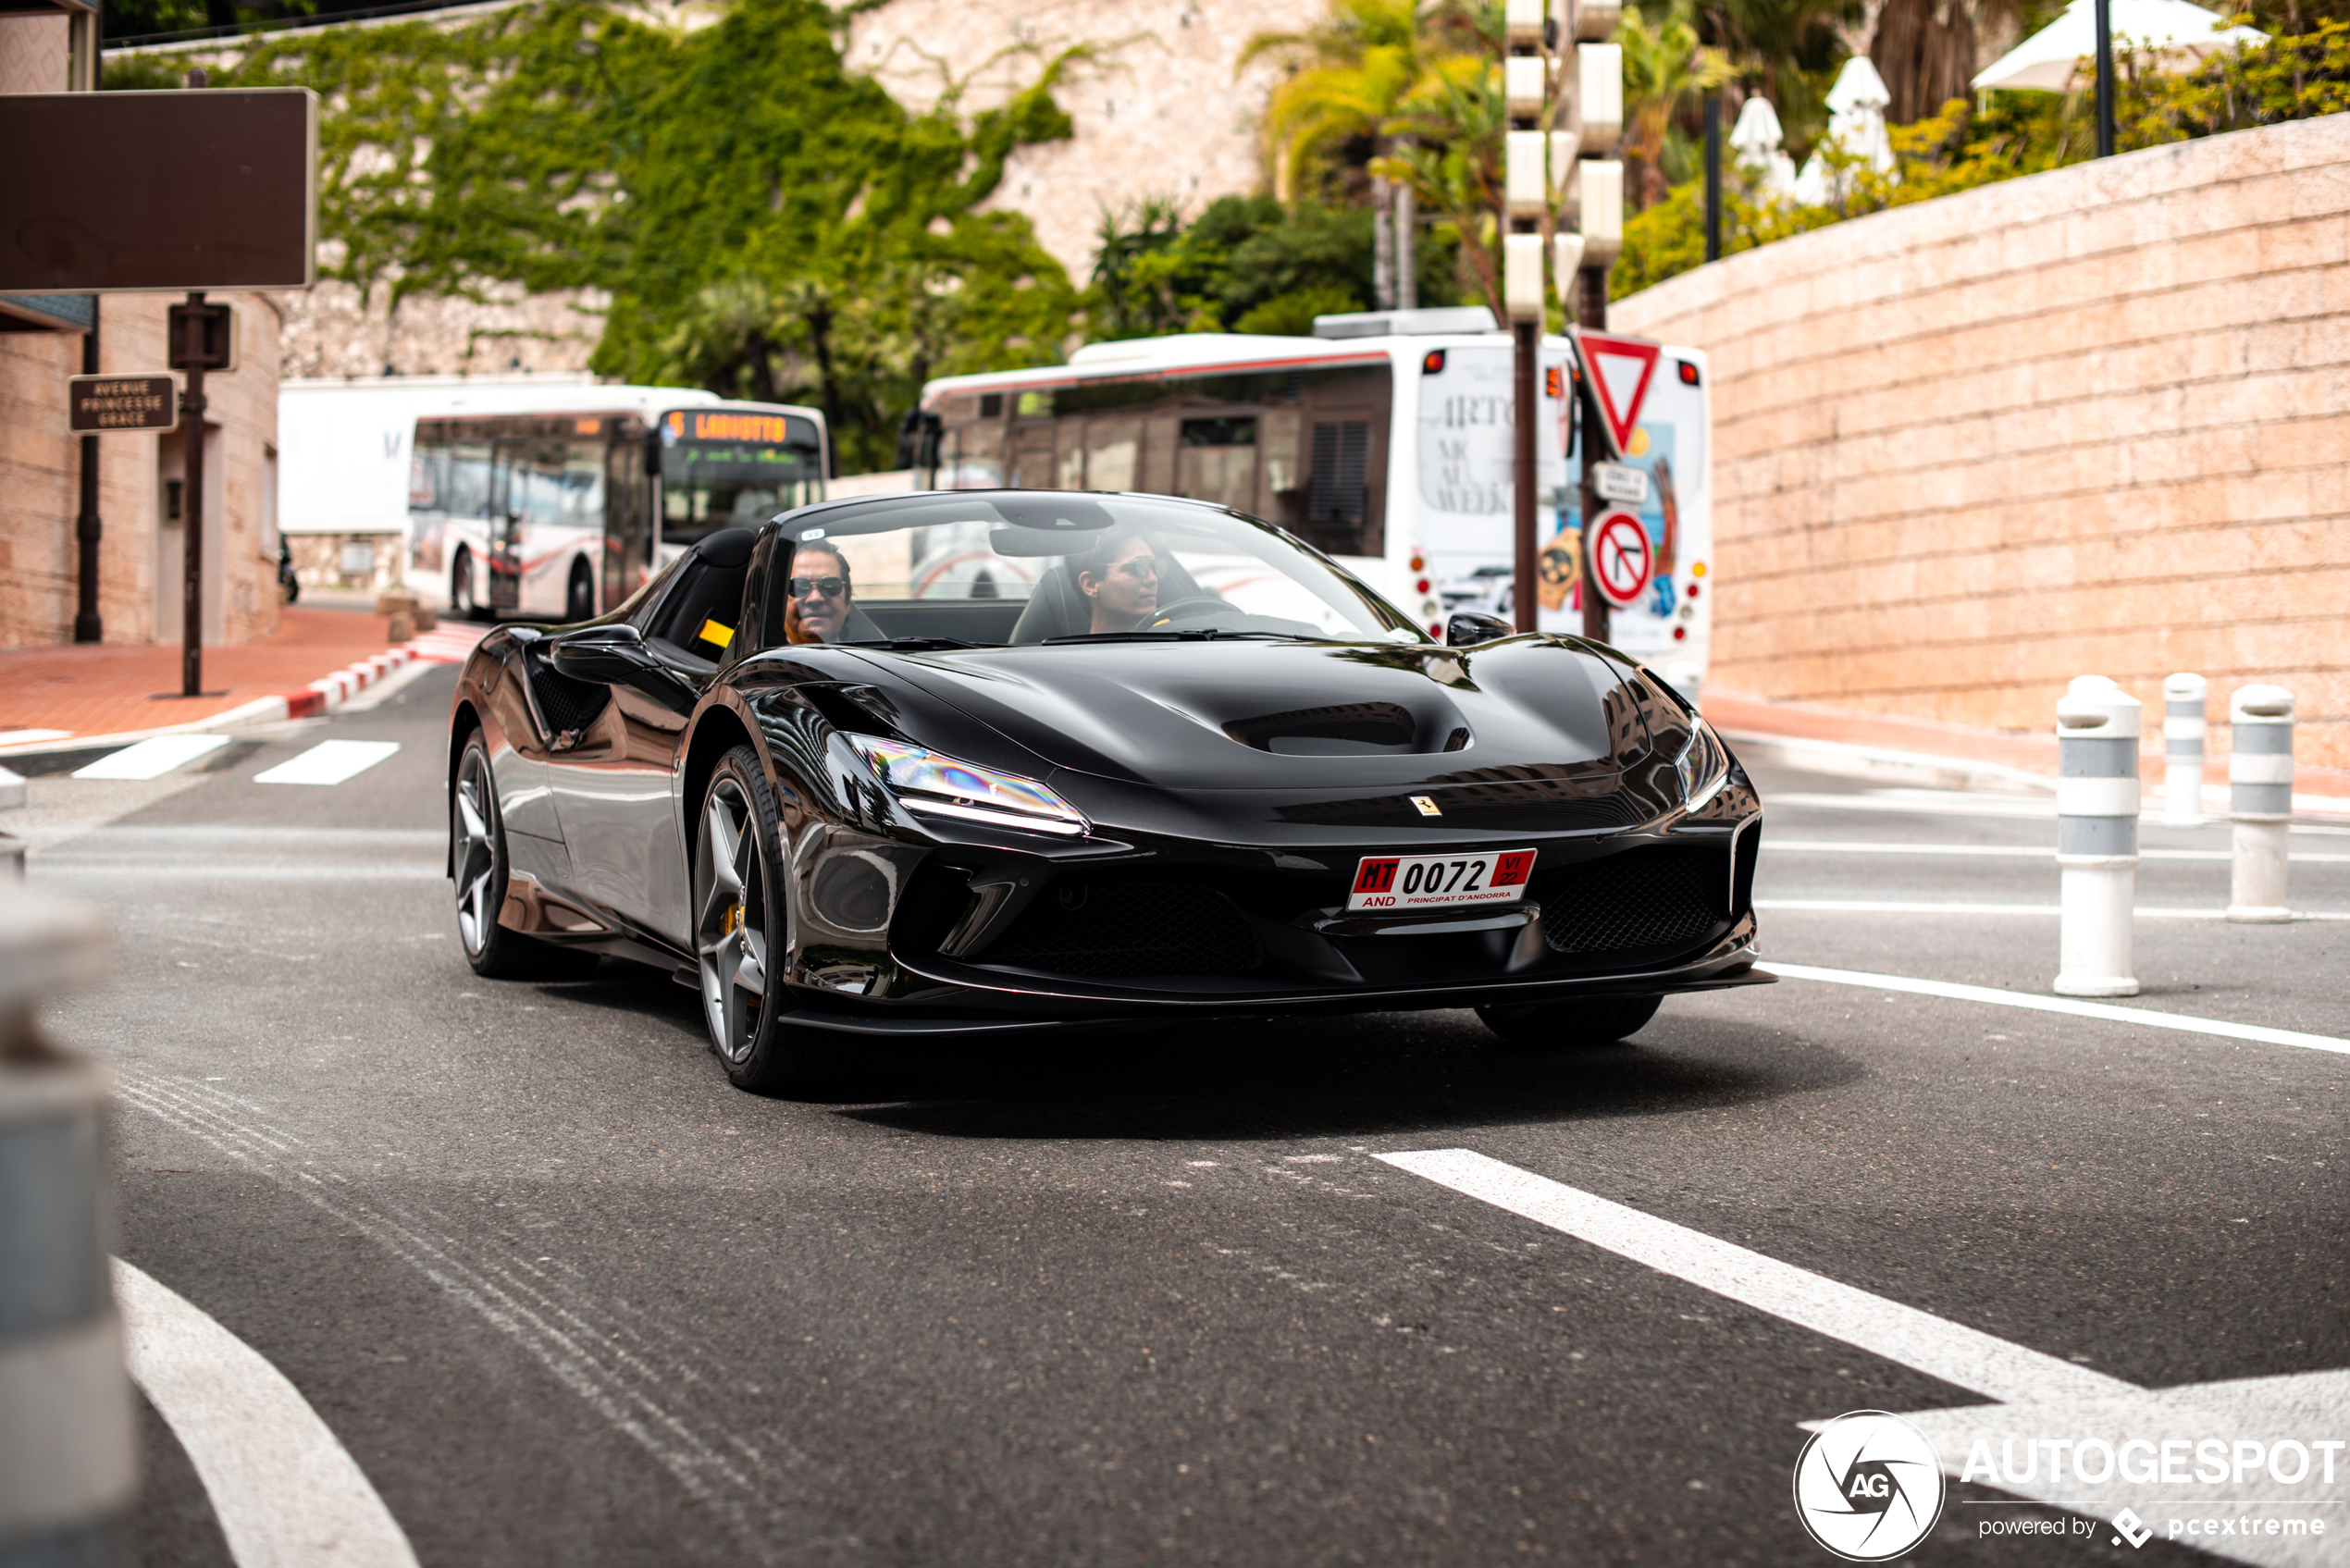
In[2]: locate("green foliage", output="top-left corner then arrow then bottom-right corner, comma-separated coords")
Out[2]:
1085,194 -> 1458,340
1615,28 -> 2350,300
162,0 -> 1082,473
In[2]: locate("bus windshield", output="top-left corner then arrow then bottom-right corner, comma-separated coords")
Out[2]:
661,409 -> 823,548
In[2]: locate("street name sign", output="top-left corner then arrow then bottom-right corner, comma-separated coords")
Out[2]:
68,374 -> 179,433
1589,509 -> 1653,608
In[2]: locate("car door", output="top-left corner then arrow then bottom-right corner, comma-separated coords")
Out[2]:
543,532 -> 754,948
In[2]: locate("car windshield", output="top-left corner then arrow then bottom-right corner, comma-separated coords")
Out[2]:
772,493 -> 1428,648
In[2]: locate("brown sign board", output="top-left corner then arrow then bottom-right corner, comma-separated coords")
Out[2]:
0,89 -> 318,294
68,373 -> 181,433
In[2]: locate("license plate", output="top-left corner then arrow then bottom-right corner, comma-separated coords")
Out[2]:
1346,848 -> 1536,911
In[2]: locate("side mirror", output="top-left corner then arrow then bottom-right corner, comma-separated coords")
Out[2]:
1445,611 -> 1515,647
549,623 -> 649,684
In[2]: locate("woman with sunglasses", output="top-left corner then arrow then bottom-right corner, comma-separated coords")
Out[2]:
1074,530 -> 1161,635
785,543 -> 853,644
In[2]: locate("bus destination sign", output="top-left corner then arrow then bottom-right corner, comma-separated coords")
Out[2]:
68,373 -> 180,434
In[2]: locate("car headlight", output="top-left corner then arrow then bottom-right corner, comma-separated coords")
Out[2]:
847,735 -> 1091,837
1674,720 -> 1731,812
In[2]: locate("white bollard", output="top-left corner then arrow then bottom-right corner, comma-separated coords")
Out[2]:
0,890 -> 127,1568
2227,685 -> 2294,923
2054,676 -> 2140,997
2161,673 -> 2206,826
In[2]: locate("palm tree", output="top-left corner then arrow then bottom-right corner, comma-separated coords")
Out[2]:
1868,0 -> 2017,124
1620,0 -> 1733,207
1691,0 -> 1864,151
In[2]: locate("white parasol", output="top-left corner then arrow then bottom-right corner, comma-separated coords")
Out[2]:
1972,0 -> 2266,92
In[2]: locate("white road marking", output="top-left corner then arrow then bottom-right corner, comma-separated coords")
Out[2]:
71,734 -> 232,780
253,740 -> 402,786
1766,962 -> 2350,1056
1770,793 -> 2350,833
111,1258 -> 419,1568
0,727 -> 74,745
1765,840 -> 2350,864
1375,1149 -> 2134,1405
1759,899 -> 2350,920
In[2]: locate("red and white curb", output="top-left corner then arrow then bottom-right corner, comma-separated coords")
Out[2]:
0,625 -> 489,760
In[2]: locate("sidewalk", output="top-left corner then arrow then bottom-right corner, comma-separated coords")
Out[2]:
0,607 -> 485,756
1708,688 -> 2350,809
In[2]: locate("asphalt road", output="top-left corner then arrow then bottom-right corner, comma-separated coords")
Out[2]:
23,663 -> 2349,1567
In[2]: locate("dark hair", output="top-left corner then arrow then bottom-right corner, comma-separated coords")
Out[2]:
1073,528 -> 1149,586
793,540 -> 849,586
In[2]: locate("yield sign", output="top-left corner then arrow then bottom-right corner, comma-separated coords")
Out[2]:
1579,331 -> 1663,454
1589,509 -> 1653,608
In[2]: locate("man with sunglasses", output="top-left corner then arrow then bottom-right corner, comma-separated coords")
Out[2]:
1074,530 -> 1162,635
785,542 -> 854,644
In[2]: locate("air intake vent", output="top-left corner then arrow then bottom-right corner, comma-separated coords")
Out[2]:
1225,701 -> 1417,755
981,883 -> 1263,979
1536,850 -> 1722,956
1307,421 -> 1370,527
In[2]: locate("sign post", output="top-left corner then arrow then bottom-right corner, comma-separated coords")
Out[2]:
1588,509 -> 1653,609
167,295 -> 233,699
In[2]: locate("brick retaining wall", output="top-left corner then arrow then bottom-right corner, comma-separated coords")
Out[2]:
1613,114 -> 2350,769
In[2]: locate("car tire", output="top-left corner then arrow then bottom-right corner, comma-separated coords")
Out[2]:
694,745 -> 848,1096
452,549 -> 490,623
565,560 -> 595,623
1475,994 -> 1662,1048
451,728 -> 597,980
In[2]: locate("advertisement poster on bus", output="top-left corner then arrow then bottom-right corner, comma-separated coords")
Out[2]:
1416,342 -> 1709,666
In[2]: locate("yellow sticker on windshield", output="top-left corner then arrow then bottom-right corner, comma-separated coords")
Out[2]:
698,617 -> 735,648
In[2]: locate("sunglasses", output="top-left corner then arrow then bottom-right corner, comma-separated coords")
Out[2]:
1107,556 -> 1162,580
790,575 -> 848,598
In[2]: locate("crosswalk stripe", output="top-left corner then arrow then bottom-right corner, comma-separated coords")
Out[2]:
71,734 -> 231,780
252,739 -> 401,786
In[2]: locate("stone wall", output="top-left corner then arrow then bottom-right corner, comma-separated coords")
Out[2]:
841,0 -> 1313,278
124,0 -> 1307,381
1612,114 -> 2350,769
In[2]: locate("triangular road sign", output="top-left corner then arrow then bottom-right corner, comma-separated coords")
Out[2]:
1579,332 -> 1662,454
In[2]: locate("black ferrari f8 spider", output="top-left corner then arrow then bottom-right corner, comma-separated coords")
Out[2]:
447,490 -> 1768,1093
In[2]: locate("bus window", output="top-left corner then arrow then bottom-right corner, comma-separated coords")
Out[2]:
932,363 -> 1391,558
604,434 -> 646,608
658,408 -> 823,546
1178,415 -> 1257,512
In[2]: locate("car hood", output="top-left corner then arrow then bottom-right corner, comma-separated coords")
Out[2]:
848,638 -> 1656,792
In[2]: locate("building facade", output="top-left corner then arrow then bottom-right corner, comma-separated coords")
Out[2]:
0,12 -> 284,650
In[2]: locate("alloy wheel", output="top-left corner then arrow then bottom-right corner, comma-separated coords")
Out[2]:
695,779 -> 770,1065
452,746 -> 499,957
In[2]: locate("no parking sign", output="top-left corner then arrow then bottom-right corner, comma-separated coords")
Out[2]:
1588,510 -> 1652,609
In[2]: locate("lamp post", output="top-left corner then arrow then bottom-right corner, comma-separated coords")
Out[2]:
1503,0 -> 1621,637
2095,0 -> 2116,156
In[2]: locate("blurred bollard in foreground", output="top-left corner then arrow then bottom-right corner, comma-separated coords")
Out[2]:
2161,673 -> 2206,827
0,789 -> 130,1568
1662,660 -> 1703,714
2227,685 -> 2294,923
0,768 -> 23,880
2054,676 -> 2140,998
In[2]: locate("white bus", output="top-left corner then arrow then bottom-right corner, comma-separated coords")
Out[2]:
915,306 -> 1713,670
408,390 -> 829,621
278,378 -> 828,620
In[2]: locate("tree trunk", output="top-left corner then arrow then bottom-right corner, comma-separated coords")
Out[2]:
1870,0 -> 1981,125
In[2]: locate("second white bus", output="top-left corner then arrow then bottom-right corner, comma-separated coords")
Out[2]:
916,306 -> 1713,673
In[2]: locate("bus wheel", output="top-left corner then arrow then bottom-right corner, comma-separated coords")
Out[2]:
565,560 -> 596,623
451,549 -> 489,623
